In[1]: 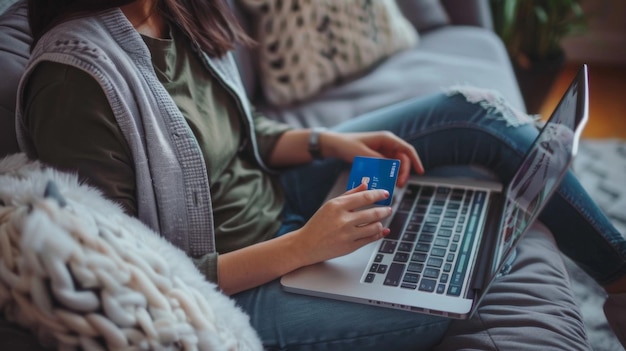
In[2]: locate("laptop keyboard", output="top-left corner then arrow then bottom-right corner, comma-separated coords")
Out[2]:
363,184 -> 487,297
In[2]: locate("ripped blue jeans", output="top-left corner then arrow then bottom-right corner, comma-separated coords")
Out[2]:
234,91 -> 626,350
280,90 -> 626,285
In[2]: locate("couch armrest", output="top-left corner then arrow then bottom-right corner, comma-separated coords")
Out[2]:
441,0 -> 494,30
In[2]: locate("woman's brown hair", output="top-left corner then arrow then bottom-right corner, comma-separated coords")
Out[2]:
28,0 -> 253,57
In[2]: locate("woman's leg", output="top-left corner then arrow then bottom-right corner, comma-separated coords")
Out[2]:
234,279 -> 450,350
253,90 -> 599,350
331,90 -> 626,286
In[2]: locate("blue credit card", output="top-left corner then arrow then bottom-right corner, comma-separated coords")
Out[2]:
346,156 -> 401,206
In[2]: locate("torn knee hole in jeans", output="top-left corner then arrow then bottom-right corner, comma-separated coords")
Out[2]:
445,85 -> 539,127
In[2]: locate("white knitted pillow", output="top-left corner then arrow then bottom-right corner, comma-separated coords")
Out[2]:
241,0 -> 418,106
0,153 -> 262,351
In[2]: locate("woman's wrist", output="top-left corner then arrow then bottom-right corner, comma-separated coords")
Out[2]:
308,127 -> 327,160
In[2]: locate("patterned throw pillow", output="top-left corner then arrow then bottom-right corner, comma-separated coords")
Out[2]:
240,0 -> 419,106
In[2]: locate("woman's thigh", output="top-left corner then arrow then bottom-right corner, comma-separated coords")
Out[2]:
232,281 -> 450,351
334,91 -> 539,181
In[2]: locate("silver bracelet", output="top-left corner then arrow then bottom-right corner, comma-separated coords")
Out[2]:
308,127 -> 327,160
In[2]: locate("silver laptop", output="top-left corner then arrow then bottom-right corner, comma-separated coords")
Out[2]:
281,64 -> 590,319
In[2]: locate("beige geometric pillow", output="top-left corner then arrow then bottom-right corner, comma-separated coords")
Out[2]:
241,0 -> 419,106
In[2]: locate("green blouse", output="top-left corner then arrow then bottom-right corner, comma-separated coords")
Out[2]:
23,25 -> 291,259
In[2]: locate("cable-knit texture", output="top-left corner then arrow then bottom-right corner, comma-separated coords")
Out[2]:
0,153 -> 262,351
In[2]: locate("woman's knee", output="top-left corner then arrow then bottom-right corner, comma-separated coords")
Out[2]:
443,86 -> 536,128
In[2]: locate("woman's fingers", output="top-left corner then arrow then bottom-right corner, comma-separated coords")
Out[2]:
343,182 -> 368,195
339,187 -> 390,211
351,205 -> 392,227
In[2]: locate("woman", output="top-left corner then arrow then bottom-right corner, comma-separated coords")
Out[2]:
17,0 -> 625,349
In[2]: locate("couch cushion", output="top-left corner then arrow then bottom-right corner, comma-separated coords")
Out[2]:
256,26 -> 526,129
238,0 -> 418,107
0,0 -> 29,158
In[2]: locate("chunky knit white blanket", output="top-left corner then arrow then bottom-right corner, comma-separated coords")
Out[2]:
0,153 -> 262,351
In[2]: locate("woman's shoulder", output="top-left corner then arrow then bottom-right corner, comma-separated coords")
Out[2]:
31,9 -> 146,64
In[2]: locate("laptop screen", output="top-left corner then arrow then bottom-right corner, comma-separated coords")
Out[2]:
491,65 -> 589,277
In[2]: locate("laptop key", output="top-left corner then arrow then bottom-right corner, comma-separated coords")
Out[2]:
418,234 -> 434,243
410,214 -> 424,223
387,212 -> 408,240
405,223 -> 421,233
431,247 -> 446,257
421,186 -> 435,196
377,264 -> 388,274
418,278 -> 437,292
384,263 -> 406,286
438,229 -> 452,238
447,285 -> 462,296
401,283 -> 417,290
411,253 -> 427,262
407,262 -> 424,273
393,252 -> 410,263
425,216 -> 440,225
444,212 -> 458,219
403,273 -> 420,284
436,284 -> 446,294
370,263 -> 379,272
415,243 -> 431,252
365,273 -> 375,283
402,233 -> 417,242
399,201 -> 414,212
422,225 -> 437,233
437,187 -> 451,194
415,206 -> 427,214
379,240 -> 397,253
427,257 -> 443,268
429,207 -> 443,215
423,268 -> 440,279
434,238 -> 449,247
448,202 -> 461,210
441,219 -> 455,227
398,242 -> 413,252
406,184 -> 420,196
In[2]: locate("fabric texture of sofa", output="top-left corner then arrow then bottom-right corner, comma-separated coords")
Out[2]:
0,0 -> 591,350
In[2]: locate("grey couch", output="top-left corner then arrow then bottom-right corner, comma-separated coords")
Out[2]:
0,1 -> 590,350
231,0 -> 525,129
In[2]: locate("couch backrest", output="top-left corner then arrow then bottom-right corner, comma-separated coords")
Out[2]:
0,0 -> 29,158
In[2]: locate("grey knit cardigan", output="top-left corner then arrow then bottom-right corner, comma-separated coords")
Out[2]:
16,8 -> 273,258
